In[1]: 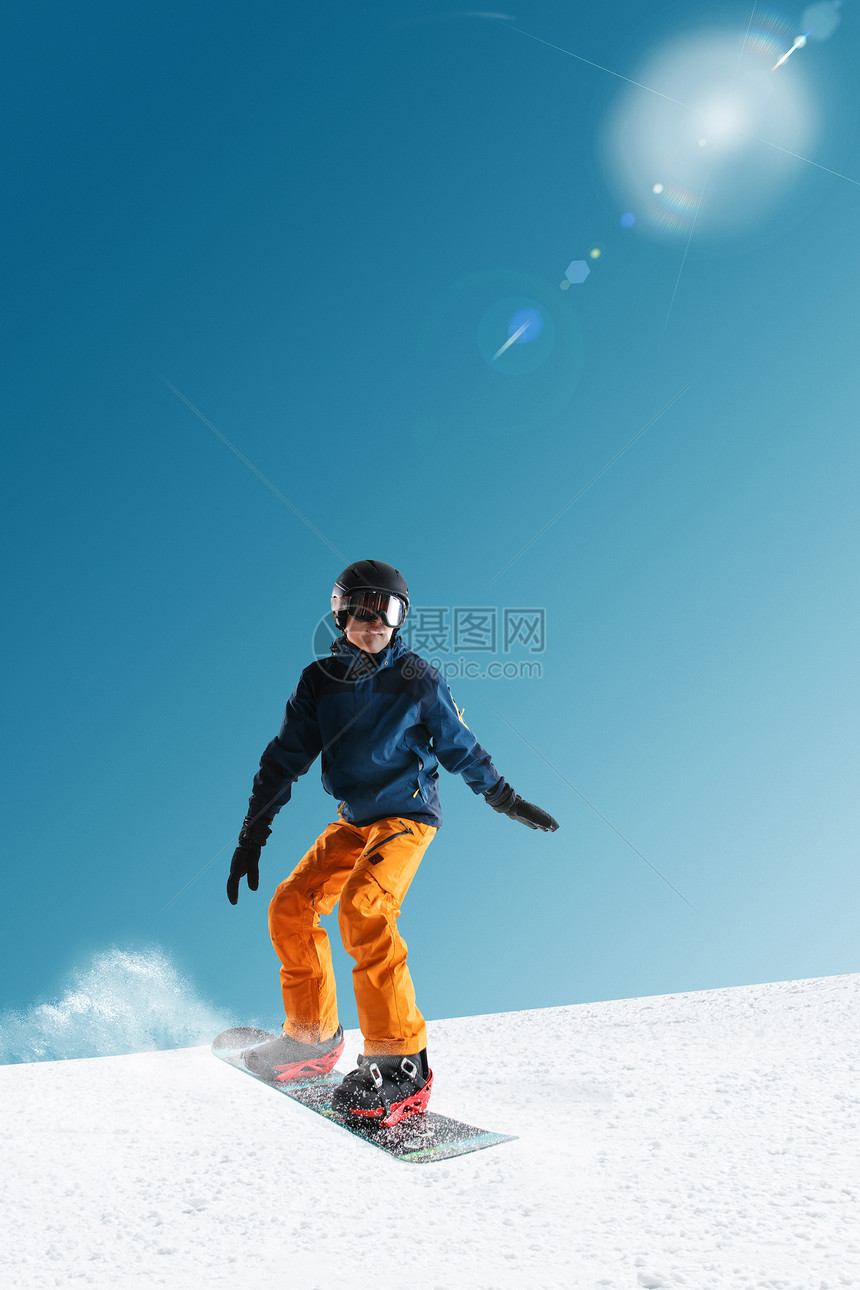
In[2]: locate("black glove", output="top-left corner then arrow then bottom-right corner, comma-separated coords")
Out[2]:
227,817 -> 272,905
487,783 -> 559,832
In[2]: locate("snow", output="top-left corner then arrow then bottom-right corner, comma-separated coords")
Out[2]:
1,974 -> 858,1290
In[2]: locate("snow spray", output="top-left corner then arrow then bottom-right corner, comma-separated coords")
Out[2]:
0,946 -> 231,1064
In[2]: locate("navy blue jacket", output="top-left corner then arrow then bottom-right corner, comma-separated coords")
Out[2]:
246,635 -> 506,829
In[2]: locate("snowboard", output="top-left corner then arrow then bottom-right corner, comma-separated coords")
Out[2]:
212,1027 -> 517,1164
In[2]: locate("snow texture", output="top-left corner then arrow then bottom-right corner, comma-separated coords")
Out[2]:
0,947 -> 230,1064
1,973 -> 858,1290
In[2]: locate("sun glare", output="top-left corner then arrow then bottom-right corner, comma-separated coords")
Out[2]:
697,96 -> 747,147
598,27 -> 818,240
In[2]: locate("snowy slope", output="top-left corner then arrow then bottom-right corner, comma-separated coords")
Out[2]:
1,975 -> 858,1290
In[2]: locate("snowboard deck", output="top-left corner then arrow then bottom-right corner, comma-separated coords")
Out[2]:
212,1027 -> 517,1164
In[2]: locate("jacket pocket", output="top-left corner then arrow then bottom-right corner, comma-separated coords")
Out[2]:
362,825 -> 414,866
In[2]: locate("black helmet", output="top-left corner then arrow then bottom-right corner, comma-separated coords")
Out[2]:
331,559 -> 410,632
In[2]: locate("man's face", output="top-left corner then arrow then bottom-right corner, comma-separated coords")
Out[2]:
344,614 -> 394,654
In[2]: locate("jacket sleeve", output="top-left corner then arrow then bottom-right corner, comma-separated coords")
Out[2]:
245,670 -> 323,825
424,676 -> 505,798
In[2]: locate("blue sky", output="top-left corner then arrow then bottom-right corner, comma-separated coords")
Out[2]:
2,0 -> 858,1051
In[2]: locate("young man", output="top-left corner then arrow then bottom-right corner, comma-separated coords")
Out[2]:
228,559 -> 558,1127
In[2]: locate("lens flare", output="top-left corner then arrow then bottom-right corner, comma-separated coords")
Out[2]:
698,96 -> 746,144
492,320 -> 530,360
598,26 -> 818,241
648,184 -> 702,237
771,30 -> 814,71
507,306 -> 544,340
802,1 -> 843,42
476,297 -> 556,373
743,8 -> 796,63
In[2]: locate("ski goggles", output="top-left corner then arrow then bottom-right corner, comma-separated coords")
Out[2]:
333,590 -> 406,628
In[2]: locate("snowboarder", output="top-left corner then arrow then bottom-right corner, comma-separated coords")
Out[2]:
227,559 -> 559,1127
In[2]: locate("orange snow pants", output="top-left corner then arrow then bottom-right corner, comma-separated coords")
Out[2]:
268,815 -> 436,1057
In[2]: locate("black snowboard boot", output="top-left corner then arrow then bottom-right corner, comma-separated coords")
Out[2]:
243,1025 -> 344,1083
331,1050 -> 433,1128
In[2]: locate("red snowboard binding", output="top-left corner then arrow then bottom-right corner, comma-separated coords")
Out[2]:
331,1051 -> 433,1128
242,1025 -> 345,1083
